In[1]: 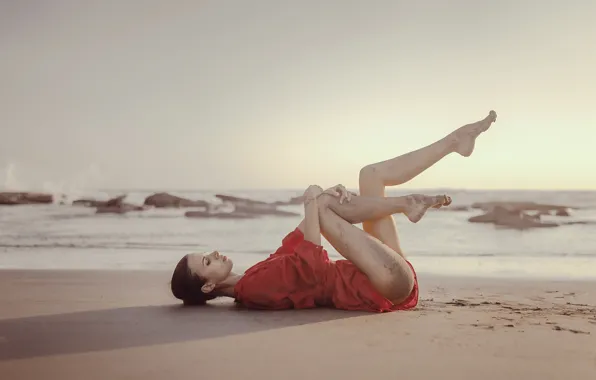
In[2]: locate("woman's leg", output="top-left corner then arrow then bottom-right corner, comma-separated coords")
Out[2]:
359,111 -> 497,255
320,193 -> 451,224
314,196 -> 419,303
295,192 -> 449,242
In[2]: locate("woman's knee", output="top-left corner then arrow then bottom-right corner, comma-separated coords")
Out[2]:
359,165 -> 377,184
316,193 -> 336,210
374,266 -> 415,303
359,165 -> 383,195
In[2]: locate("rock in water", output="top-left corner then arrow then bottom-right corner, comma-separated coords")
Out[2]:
468,206 -> 559,230
144,192 -> 210,208
0,192 -> 53,205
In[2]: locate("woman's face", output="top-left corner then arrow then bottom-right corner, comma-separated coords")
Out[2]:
187,251 -> 233,288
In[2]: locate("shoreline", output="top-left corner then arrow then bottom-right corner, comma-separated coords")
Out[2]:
2,266 -> 596,282
1,270 -> 595,379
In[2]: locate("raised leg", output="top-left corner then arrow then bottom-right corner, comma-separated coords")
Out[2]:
319,193 -> 451,224
359,111 -> 497,255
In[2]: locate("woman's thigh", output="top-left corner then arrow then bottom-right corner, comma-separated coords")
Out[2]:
318,205 -> 414,303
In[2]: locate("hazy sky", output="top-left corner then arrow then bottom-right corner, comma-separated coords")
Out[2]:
1,0 -> 595,191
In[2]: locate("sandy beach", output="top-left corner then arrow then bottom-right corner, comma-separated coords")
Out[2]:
0,270 -> 594,380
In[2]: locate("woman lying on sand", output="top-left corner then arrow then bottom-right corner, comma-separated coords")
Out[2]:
171,111 -> 498,312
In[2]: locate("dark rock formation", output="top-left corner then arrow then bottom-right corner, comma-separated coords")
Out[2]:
555,208 -> 571,217
73,195 -> 128,208
143,192 -> 210,208
0,192 -> 53,205
215,194 -> 272,207
94,195 -> 145,214
470,201 -> 574,215
468,206 -> 559,230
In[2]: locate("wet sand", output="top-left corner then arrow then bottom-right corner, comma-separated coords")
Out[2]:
0,270 -> 594,380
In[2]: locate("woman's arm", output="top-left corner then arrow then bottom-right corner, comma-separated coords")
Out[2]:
301,185 -> 323,245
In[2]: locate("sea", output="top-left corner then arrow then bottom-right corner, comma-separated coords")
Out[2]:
1,189 -> 596,280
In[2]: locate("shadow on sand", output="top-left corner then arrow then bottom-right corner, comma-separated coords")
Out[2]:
0,303 -> 363,360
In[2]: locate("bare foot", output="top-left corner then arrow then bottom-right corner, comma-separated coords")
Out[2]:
405,194 -> 452,223
451,110 -> 497,157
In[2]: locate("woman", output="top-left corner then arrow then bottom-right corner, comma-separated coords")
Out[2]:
171,111 -> 497,312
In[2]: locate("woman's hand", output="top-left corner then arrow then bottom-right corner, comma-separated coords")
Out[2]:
323,184 -> 356,204
303,185 -> 323,201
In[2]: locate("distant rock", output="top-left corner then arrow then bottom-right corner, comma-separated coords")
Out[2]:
73,195 -> 127,208
470,201 -> 575,215
555,208 -> 571,217
105,195 -> 127,206
90,195 -> 146,214
0,192 -> 53,205
215,194 -> 272,207
468,206 -> 559,230
143,192 -> 210,208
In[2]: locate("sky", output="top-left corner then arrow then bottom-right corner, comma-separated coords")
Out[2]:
1,0 -> 595,192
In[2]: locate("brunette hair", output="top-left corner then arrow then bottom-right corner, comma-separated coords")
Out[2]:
170,254 -> 217,306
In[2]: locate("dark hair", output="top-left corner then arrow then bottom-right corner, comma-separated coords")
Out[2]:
170,254 -> 217,306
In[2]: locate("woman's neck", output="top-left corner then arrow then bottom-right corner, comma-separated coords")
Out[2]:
214,272 -> 243,298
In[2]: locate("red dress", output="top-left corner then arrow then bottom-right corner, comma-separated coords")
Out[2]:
234,228 -> 419,312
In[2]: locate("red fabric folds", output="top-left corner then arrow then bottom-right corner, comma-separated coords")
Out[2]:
234,228 -> 419,312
